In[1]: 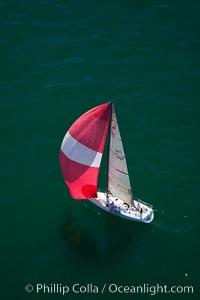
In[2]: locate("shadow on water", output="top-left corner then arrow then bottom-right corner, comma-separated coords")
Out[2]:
60,200 -> 149,264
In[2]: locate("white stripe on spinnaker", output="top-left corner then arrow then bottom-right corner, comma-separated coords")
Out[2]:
61,132 -> 102,167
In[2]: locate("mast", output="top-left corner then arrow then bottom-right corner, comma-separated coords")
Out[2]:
106,101 -> 113,194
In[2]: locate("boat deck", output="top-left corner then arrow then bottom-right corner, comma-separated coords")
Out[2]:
89,192 -> 154,223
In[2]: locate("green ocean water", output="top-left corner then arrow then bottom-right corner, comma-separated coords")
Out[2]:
1,0 -> 199,299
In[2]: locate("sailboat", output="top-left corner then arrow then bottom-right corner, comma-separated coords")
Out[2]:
60,102 -> 154,223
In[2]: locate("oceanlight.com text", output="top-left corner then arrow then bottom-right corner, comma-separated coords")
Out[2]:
25,283 -> 194,296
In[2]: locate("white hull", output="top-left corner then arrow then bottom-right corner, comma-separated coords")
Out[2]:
89,192 -> 154,223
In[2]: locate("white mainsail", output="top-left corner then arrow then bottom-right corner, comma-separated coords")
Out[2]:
107,104 -> 133,205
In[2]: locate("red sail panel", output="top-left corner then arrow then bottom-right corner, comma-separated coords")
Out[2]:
60,102 -> 111,199
69,103 -> 110,152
